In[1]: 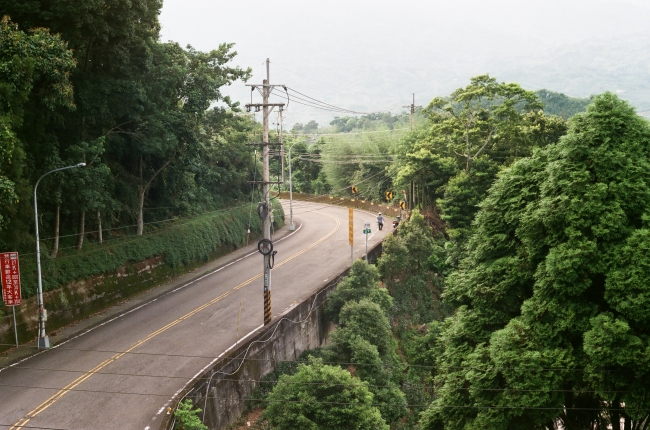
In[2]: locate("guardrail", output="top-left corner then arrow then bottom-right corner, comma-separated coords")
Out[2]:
276,192 -> 402,217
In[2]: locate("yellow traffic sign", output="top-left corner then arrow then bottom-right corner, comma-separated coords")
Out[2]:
385,191 -> 393,201
351,185 -> 359,194
400,201 -> 406,210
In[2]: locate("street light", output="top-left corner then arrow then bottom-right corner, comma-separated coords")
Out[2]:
287,139 -> 316,231
34,162 -> 85,349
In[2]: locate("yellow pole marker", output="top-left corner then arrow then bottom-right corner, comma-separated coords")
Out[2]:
348,207 -> 354,247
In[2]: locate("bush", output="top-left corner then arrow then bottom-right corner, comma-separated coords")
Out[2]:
174,399 -> 207,430
263,357 -> 388,430
18,201 -> 284,298
324,260 -> 393,324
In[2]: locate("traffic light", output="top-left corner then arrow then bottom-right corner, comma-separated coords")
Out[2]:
399,201 -> 406,210
385,190 -> 393,201
351,185 -> 359,194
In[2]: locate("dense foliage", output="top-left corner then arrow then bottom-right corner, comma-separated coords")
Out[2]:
422,93 -> 650,429
536,89 -> 592,119
270,79 -> 650,430
17,201 -> 282,298
0,3 -> 256,260
264,357 -> 388,430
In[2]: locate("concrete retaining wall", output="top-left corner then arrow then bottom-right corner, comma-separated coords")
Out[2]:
160,242 -> 384,430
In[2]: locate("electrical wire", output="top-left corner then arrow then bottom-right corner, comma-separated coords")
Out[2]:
270,89 -> 367,115
0,381 -> 645,413
287,87 -> 369,115
0,366 -> 640,395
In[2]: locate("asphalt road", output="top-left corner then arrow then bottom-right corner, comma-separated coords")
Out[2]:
0,200 -> 390,430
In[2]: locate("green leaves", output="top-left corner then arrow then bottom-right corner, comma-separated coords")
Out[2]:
423,93 -> 650,429
263,357 -> 389,430
324,260 -> 392,324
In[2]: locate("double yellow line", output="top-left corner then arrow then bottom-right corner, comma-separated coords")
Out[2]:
11,214 -> 340,429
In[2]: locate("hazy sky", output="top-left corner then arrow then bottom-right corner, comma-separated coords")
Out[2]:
159,0 -> 650,126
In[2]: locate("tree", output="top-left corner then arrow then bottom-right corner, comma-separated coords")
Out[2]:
425,74 -> 542,174
377,210 -> 446,324
421,93 -> 650,430
328,301 -> 408,425
0,17 -> 75,240
324,260 -> 392,324
437,157 -> 500,233
536,89 -> 592,119
108,42 -> 251,234
286,139 -> 325,194
332,299 -> 395,358
264,357 -> 389,430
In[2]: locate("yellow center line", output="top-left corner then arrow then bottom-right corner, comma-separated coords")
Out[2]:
10,212 -> 341,429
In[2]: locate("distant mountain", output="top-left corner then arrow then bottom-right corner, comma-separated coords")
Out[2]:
536,90 -> 592,119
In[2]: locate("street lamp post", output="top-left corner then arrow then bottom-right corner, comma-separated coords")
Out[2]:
287,138 -> 318,231
34,163 -> 85,349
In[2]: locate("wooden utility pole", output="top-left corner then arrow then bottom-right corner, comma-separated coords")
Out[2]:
403,94 -> 422,209
403,93 -> 422,132
246,59 -> 285,325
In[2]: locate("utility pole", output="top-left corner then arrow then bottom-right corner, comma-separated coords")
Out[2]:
403,93 -> 422,132
403,94 -> 422,209
246,59 -> 285,326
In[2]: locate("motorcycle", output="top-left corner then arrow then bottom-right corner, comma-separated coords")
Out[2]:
392,216 -> 401,229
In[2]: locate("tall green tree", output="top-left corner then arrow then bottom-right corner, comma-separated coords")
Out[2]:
421,93 -> 650,430
0,17 -> 75,244
108,41 -> 250,235
425,74 -> 543,173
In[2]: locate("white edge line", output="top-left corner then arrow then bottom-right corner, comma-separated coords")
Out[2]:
0,222 -> 304,374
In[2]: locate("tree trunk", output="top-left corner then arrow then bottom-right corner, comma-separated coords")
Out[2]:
611,401 -> 621,430
137,186 -> 145,236
97,210 -> 102,244
76,211 -> 85,250
466,156 -> 472,173
50,204 -> 60,258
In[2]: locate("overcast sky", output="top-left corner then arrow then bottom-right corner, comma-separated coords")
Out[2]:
159,0 -> 650,126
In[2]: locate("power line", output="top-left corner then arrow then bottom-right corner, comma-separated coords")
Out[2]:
0,366 -> 639,395
0,381 -> 644,411
270,90 -> 359,114
269,61 -> 385,99
287,87 -> 369,115
300,128 -> 409,136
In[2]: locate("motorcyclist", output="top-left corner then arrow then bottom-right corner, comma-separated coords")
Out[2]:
377,212 -> 384,231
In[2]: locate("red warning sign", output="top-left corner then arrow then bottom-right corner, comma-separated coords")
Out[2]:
1,252 -> 21,306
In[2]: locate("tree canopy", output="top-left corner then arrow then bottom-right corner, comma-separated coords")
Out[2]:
263,357 -> 389,430
421,93 -> 650,430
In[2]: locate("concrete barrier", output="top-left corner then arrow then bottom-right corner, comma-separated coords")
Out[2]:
160,241 -> 384,430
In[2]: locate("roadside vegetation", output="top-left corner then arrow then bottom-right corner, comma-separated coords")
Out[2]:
247,79 -> 650,429
4,2 -> 648,428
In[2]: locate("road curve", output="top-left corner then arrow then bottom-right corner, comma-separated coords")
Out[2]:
0,200 -> 390,430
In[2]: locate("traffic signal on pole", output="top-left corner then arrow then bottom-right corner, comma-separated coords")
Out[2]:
400,201 -> 406,210
351,185 -> 359,194
385,191 -> 393,201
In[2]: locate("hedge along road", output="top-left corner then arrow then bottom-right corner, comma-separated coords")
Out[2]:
0,200 -> 390,430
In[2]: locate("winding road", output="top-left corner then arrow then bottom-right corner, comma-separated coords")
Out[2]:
0,200 -> 390,430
